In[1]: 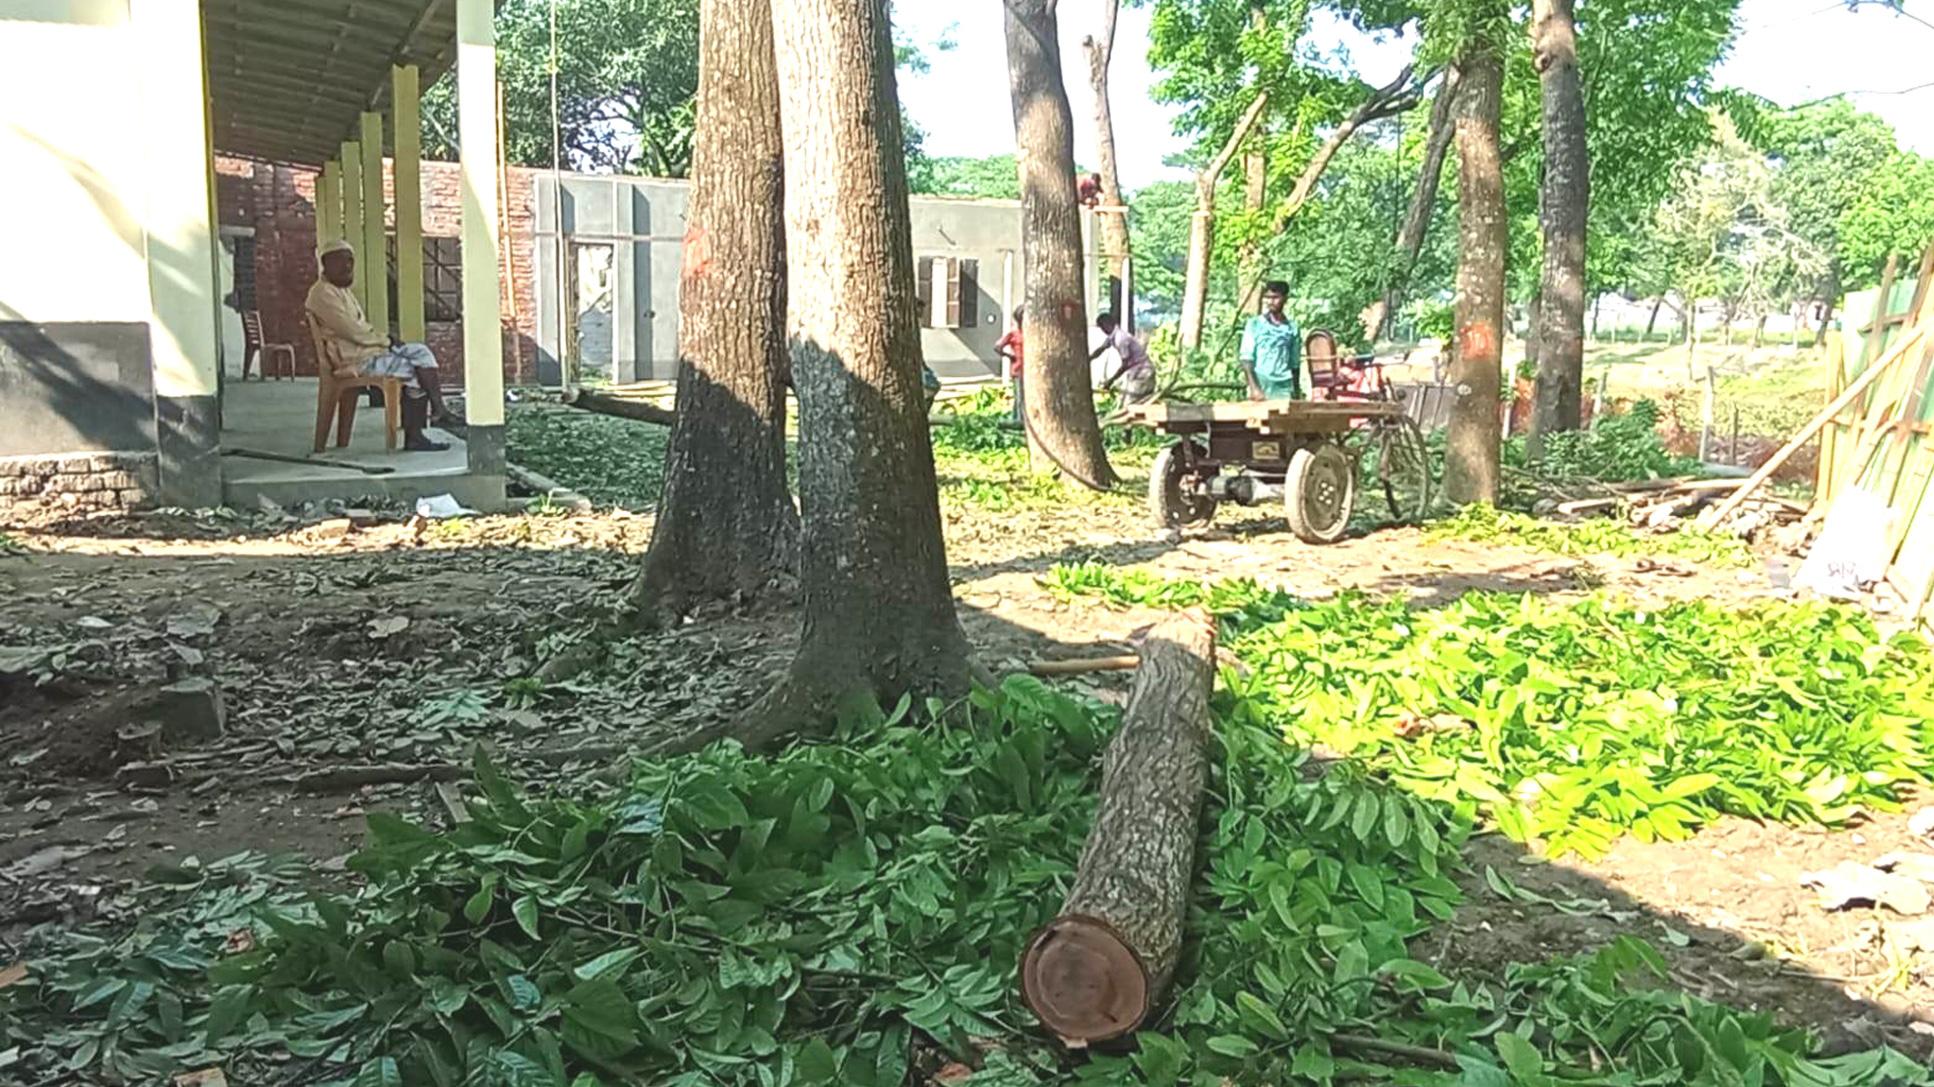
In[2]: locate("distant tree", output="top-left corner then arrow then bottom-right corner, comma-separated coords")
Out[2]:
915,155 -> 1024,199
1085,0 -> 1133,316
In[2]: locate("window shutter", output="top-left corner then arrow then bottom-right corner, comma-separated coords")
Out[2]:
916,256 -> 934,329
945,257 -> 961,328
959,259 -> 979,329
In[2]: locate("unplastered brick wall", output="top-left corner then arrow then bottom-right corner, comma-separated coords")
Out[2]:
215,157 -> 540,387
0,452 -> 158,511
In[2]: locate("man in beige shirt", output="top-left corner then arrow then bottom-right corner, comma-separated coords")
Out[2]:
305,238 -> 455,452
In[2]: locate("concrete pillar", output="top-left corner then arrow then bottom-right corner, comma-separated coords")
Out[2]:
318,161 -> 342,244
339,140 -> 364,308
393,64 -> 425,343
359,111 -> 388,338
458,0 -> 506,489
131,0 -> 221,508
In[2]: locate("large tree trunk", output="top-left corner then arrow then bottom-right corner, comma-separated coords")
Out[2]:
1447,40 -> 1505,506
1178,91 -> 1268,350
1083,0 -> 1130,322
1362,69 -> 1459,344
1525,0 -> 1589,459
682,0 -> 971,751
628,0 -> 796,625
1019,611 -> 1216,1047
1007,0 -> 1119,489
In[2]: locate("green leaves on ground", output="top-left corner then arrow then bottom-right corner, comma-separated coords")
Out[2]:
1432,503 -> 1756,568
1053,564 -> 1934,860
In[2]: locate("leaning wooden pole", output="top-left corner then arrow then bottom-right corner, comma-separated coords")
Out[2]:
1020,610 -> 1217,1047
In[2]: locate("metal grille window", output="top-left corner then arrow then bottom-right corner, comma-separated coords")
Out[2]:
385,235 -> 464,323
915,256 -> 979,330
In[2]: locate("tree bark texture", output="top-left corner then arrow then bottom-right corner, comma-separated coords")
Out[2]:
1019,611 -> 1217,1047
742,0 -> 972,743
1526,0 -> 1589,458
1447,39 -> 1505,507
1178,91 -> 1268,350
1007,0 -> 1119,489
1362,69 -> 1459,344
562,387 -> 679,427
1083,0 -> 1131,320
628,0 -> 796,624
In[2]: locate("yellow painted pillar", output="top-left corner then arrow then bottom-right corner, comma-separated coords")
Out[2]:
318,161 -> 342,244
393,64 -> 425,344
339,139 -> 364,305
359,110 -> 388,338
131,0 -> 222,507
459,0 -> 507,490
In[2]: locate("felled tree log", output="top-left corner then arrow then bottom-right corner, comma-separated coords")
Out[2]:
1020,610 -> 1217,1047
561,388 -> 678,427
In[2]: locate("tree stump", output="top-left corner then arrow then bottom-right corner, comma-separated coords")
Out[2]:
1020,610 -> 1217,1047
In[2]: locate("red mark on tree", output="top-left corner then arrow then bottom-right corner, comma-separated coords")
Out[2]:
681,225 -> 711,281
1458,321 -> 1497,360
1059,301 -> 1081,322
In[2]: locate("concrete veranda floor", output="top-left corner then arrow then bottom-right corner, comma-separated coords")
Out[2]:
219,378 -> 495,510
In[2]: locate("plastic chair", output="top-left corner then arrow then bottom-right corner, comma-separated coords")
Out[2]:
243,310 -> 297,380
304,312 -> 402,453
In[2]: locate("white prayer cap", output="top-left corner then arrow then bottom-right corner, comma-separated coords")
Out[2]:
317,237 -> 355,259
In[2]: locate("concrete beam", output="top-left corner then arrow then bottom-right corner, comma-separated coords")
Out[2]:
339,140 -> 364,308
458,0 -> 505,492
360,111 -> 389,339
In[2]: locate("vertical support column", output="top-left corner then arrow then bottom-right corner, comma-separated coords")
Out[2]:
131,0 -> 222,508
393,64 -> 425,344
359,111 -> 388,339
459,0 -> 507,489
318,161 -> 342,244
339,140 -> 364,308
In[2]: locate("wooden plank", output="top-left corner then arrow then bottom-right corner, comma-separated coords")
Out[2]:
1819,332 -> 1846,501
1129,399 -> 1405,427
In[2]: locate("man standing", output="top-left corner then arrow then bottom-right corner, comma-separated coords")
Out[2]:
1241,280 -> 1305,401
1093,311 -> 1155,405
996,307 -> 1025,424
305,238 -> 457,452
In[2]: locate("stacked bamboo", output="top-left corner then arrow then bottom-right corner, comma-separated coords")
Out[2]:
1711,242 -> 1934,628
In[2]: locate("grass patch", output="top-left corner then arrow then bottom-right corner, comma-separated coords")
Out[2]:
1049,563 -> 1934,860
507,405 -> 669,510
1431,504 -> 1756,568
932,391 -> 1158,514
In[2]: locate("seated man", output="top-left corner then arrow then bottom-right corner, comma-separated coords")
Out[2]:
1092,311 -> 1155,405
1240,279 -> 1304,401
305,238 -> 456,452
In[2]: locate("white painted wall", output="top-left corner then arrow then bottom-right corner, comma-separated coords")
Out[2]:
0,0 -> 151,324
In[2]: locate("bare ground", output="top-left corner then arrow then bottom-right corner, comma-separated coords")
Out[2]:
2,492 -> 1930,1059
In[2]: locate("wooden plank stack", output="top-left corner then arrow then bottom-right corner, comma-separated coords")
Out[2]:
1809,243 -> 1934,628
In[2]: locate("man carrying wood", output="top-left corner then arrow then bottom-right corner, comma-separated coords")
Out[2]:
1094,311 -> 1155,406
306,238 -> 459,452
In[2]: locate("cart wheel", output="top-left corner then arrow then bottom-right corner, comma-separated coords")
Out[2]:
1149,440 -> 1217,530
1361,415 -> 1435,524
1284,441 -> 1356,544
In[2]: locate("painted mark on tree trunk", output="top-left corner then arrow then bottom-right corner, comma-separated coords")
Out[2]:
1458,321 -> 1497,361
682,226 -> 711,281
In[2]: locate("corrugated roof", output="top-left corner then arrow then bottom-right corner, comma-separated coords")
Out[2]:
203,0 -> 460,166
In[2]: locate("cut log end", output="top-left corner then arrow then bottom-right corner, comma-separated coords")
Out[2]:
1020,914 -> 1150,1047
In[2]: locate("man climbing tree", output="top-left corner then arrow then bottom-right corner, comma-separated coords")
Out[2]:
1005,0 -> 1120,489
1527,0 -> 1589,455
628,0 -> 795,626
1447,19 -> 1507,505
681,0 -> 973,750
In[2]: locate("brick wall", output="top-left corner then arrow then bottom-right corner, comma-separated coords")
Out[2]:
215,156 -> 540,387
0,452 -> 158,511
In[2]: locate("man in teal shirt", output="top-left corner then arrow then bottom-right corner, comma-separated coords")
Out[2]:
1240,280 -> 1304,400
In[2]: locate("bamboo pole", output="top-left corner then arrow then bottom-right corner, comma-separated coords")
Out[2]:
1699,324 -> 1928,528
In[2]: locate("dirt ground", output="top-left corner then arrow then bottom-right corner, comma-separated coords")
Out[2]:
3,490 -> 1930,1059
